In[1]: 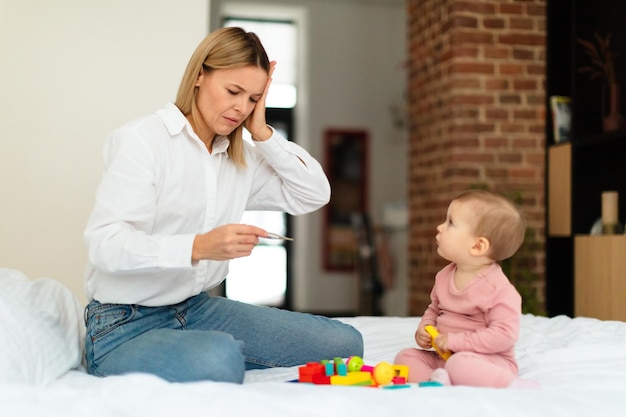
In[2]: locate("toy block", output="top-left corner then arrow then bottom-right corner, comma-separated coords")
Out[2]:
325,362 -> 335,376
361,364 -> 374,373
330,371 -> 373,386
298,362 -> 325,383
337,362 -> 347,376
419,381 -> 444,387
381,384 -> 412,390
424,325 -> 451,360
392,364 -> 409,379
312,373 -> 331,385
392,376 -> 407,385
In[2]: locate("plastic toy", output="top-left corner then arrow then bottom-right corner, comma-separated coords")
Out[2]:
424,325 -> 451,360
297,356 -> 410,388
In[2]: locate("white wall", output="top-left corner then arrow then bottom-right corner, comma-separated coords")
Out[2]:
214,0 -> 408,313
0,0 -> 209,305
0,0 -> 407,314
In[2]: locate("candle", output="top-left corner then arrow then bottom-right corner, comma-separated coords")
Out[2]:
601,191 -> 619,234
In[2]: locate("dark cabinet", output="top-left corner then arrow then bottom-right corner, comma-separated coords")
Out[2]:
545,0 -> 626,317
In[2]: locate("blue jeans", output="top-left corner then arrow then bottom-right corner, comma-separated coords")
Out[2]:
84,292 -> 363,383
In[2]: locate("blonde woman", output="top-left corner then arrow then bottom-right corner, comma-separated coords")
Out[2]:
83,27 -> 363,383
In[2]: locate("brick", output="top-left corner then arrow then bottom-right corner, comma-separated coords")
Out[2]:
510,17 -> 535,31
451,30 -> 495,45
485,109 -> 509,119
513,109 -> 539,119
450,46 -> 480,58
484,47 -> 510,59
485,79 -> 509,90
450,94 -> 495,105
499,91 -> 524,103
527,64 -> 545,75
528,4 -> 546,16
499,33 -> 545,46
499,3 -> 524,15
500,64 -> 525,75
451,1 -> 496,15
513,79 -> 538,90
512,49 -> 536,60
483,18 -> 505,29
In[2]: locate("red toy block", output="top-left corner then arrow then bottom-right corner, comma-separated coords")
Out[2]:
298,362 -> 325,383
392,376 -> 407,385
312,373 -> 331,385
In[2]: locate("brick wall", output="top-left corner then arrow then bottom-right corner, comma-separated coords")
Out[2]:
406,0 -> 546,315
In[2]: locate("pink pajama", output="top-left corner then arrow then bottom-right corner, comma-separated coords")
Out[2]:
395,262 -> 522,388
394,348 -> 517,388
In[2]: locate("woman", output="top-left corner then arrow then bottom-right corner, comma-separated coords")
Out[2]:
83,27 -> 363,383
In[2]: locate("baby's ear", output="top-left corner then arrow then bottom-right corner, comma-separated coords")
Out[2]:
470,236 -> 490,256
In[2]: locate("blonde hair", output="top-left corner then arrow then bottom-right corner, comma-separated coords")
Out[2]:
175,27 -> 270,167
454,189 -> 527,261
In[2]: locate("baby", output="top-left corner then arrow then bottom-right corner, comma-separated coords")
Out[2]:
395,189 -> 527,388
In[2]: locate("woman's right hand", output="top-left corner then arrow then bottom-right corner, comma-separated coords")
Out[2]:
191,224 -> 268,262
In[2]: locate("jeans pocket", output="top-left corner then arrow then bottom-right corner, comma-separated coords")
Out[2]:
86,303 -> 135,341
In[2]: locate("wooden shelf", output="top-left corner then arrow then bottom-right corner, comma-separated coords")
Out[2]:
547,143 -> 571,237
574,235 -> 626,321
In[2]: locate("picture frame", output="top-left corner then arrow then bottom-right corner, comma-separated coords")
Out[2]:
550,95 -> 572,143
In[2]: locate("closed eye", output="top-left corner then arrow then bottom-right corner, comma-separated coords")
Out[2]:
228,89 -> 260,104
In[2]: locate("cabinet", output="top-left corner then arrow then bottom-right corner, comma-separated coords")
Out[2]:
575,236 -> 626,321
545,0 -> 626,317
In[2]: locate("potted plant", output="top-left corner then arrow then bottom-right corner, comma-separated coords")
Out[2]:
577,33 -> 625,132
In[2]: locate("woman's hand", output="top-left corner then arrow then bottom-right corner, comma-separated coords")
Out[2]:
191,224 -> 268,262
245,61 -> 276,141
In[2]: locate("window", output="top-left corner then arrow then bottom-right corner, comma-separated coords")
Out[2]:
223,18 -> 297,108
221,17 -> 298,307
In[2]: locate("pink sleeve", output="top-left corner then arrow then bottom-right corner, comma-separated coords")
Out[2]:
418,269 -> 446,330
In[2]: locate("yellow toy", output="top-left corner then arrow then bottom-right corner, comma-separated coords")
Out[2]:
424,325 -> 451,360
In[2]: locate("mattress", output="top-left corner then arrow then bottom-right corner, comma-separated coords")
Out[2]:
3,314 -> 626,416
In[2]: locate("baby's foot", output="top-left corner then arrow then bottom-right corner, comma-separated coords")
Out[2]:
429,368 -> 451,386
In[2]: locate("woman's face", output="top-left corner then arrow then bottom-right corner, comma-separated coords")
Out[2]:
193,65 -> 267,140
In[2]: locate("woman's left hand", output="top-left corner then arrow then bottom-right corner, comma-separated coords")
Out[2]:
246,61 -> 276,141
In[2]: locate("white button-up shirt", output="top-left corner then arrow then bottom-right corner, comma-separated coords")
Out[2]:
84,103 -> 330,306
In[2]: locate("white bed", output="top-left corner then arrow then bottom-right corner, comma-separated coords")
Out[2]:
2,268 -> 626,417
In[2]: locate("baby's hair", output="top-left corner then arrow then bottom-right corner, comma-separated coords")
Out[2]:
453,189 -> 527,261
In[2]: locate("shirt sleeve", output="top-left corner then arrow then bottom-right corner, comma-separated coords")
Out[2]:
245,127 -> 331,214
84,127 -> 196,275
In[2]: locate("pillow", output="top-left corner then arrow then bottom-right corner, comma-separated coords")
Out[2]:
0,268 -> 85,385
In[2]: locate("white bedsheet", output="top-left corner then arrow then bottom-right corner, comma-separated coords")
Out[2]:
3,314 -> 626,416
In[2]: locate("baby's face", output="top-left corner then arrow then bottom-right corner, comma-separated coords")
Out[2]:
435,200 -> 478,263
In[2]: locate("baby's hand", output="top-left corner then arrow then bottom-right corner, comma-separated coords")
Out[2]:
415,326 -> 432,349
435,333 -> 449,352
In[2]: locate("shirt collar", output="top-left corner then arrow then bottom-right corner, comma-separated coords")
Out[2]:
156,102 -> 230,156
